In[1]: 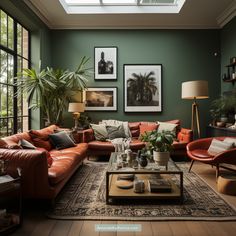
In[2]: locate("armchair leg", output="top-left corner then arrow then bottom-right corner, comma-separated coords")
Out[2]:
188,160 -> 195,173
216,164 -> 220,182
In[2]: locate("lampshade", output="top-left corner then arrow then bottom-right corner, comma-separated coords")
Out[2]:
181,80 -> 209,100
68,103 -> 85,113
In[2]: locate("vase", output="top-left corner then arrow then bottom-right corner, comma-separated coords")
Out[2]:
138,154 -> 148,168
153,151 -> 170,167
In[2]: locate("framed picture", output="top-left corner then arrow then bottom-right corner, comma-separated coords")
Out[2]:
124,64 -> 162,112
94,47 -> 117,80
83,87 -> 117,111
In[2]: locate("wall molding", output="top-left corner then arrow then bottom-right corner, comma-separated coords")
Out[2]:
217,1 -> 236,28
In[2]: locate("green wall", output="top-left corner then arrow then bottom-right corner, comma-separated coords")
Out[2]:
0,0 -> 51,129
51,29 -> 220,132
221,17 -> 236,93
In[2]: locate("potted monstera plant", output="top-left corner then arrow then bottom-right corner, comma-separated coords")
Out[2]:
141,130 -> 175,167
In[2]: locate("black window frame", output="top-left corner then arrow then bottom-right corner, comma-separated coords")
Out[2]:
0,7 -> 31,137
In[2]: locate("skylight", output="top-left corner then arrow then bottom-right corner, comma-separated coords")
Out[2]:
59,0 -> 186,14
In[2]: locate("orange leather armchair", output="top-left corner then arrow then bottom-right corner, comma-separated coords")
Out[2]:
187,137 -> 236,179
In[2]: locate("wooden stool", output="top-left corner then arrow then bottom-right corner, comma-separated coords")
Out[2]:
217,174 -> 236,195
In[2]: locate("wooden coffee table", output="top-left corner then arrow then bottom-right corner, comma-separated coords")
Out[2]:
106,152 -> 183,204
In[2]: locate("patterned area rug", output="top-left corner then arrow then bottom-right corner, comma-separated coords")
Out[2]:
48,162 -> 236,221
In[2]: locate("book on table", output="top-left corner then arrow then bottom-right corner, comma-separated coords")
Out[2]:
148,178 -> 172,193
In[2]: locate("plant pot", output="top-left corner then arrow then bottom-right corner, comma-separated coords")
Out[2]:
138,154 -> 148,168
153,151 -> 170,166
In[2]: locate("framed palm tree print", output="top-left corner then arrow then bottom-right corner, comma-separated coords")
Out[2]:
124,64 -> 162,112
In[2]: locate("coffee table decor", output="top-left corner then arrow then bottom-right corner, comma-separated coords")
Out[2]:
48,160 -> 236,221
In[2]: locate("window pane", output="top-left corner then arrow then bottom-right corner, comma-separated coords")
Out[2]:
23,28 -> 28,59
7,16 -> 14,50
0,84 -> 7,118
17,56 -> 22,73
17,116 -> 22,133
17,24 -> 22,56
8,54 -> 14,84
0,10 -> 7,47
0,118 -> 8,138
0,50 -> 7,83
22,58 -> 28,70
22,116 -> 28,132
8,86 -> 14,117
8,117 -> 14,135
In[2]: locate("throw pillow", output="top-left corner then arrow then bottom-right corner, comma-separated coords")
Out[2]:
49,131 -> 76,150
29,130 -> 52,151
54,129 -> 76,143
0,138 -> 22,149
106,125 -> 126,140
18,139 -> 36,149
224,137 -> 236,147
208,138 -> 233,155
90,124 -> 109,141
101,120 -> 131,138
157,121 -> 178,135
139,124 -> 158,139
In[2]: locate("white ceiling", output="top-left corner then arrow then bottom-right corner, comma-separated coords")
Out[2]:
24,0 -> 236,29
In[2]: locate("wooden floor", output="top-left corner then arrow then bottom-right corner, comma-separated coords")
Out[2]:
11,162 -> 236,236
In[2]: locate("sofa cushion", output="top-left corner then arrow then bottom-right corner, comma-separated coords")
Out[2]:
90,123 -> 108,141
157,121 -> 178,134
106,125 -> 126,140
139,124 -> 158,138
49,131 -> 76,150
0,138 -> 22,149
208,139 -> 233,155
19,139 -> 36,149
128,122 -> 140,138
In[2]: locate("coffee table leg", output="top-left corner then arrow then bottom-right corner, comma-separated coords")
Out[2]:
106,172 -> 110,204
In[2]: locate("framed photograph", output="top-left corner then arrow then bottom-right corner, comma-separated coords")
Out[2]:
83,87 -> 117,111
94,47 -> 117,80
124,64 -> 162,112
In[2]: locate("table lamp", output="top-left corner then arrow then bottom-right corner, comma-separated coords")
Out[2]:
68,102 -> 85,131
181,80 -> 209,138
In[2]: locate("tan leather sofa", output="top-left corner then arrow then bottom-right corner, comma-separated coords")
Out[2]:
0,125 -> 88,199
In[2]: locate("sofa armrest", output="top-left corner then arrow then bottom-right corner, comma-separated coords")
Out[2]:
80,128 -> 95,143
177,128 -> 193,143
0,148 -> 51,198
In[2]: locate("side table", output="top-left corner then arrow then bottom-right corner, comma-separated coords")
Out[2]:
0,175 -> 22,235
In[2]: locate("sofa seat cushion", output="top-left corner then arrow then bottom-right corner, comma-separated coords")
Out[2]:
48,143 -> 88,185
88,140 -> 145,151
191,149 -> 214,159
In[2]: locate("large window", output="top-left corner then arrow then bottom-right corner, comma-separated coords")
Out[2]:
0,9 -> 30,137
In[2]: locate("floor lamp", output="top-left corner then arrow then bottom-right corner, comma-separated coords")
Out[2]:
68,102 -> 85,131
181,81 -> 209,138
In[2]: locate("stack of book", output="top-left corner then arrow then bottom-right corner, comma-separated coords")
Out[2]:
148,179 -> 172,193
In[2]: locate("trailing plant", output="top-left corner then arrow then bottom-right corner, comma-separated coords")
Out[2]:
16,56 -> 92,126
141,130 -> 175,153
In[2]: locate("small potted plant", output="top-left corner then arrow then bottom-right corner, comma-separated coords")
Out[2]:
141,130 -> 175,167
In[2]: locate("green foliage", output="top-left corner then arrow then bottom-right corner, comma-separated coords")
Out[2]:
141,130 -> 175,152
210,91 -> 236,120
16,56 -> 92,126
78,113 -> 91,129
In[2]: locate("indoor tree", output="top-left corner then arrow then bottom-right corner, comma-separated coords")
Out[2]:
16,56 -> 92,126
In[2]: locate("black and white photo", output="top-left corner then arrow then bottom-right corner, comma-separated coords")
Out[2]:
124,64 -> 162,112
83,87 -> 117,111
94,47 -> 117,80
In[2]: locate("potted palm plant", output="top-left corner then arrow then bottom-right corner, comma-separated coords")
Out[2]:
141,130 -> 175,167
16,56 -> 92,126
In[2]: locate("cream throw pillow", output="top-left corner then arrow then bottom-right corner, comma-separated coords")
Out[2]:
157,122 -> 178,133
224,137 -> 236,147
208,139 -> 233,155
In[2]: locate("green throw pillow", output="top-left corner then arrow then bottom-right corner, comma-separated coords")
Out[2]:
106,125 -> 126,140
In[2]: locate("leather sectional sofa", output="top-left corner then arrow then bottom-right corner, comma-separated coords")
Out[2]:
0,125 -> 87,200
81,120 -> 193,159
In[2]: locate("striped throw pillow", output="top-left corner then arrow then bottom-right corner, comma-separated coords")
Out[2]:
208,139 -> 233,155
